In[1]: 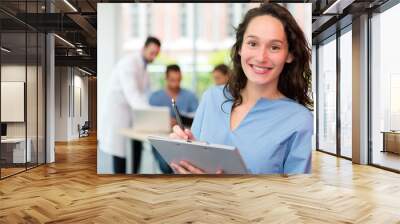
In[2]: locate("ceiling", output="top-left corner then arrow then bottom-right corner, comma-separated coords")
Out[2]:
1,0 -> 99,74
0,0 -> 394,75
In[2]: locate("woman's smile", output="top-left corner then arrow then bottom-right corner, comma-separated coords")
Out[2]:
249,63 -> 274,75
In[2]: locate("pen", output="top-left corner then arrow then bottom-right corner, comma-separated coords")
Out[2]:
171,98 -> 184,130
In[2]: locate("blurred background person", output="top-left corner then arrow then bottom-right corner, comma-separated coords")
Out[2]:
149,64 -> 198,127
99,36 -> 161,174
149,64 -> 198,173
212,64 -> 231,86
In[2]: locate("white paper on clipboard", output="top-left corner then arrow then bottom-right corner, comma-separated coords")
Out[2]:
148,135 -> 248,174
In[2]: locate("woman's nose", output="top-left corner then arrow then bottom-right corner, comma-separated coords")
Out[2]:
255,47 -> 269,63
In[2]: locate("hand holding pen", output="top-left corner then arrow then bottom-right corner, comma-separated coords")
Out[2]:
171,98 -> 184,130
169,98 -> 222,174
170,98 -> 195,141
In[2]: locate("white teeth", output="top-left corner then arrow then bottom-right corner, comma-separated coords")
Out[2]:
254,65 -> 268,69
252,65 -> 270,72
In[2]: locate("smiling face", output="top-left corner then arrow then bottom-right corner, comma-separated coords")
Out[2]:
239,15 -> 293,89
143,43 -> 160,63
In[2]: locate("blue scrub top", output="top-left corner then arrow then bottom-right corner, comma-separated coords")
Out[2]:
191,86 -> 313,174
149,88 -> 199,117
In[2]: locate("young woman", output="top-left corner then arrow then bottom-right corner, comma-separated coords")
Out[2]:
170,3 -> 313,174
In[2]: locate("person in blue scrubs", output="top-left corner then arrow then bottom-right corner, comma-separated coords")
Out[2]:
149,64 -> 198,127
170,3 -> 314,174
149,64 -> 198,173
212,64 -> 231,86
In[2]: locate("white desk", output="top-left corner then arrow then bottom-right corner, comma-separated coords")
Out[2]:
119,128 -> 170,142
119,128 -> 171,174
1,137 -> 31,163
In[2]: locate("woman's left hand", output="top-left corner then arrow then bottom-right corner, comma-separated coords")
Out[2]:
170,160 -> 223,174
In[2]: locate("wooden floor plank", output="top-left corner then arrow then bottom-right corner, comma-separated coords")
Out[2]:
1,134 -> 400,223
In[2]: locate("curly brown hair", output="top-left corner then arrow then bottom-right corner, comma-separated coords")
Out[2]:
224,3 -> 313,110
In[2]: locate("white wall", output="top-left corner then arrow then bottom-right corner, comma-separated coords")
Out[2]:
55,67 -> 67,141
312,45 -> 317,150
1,63 -> 46,164
1,66 -> 26,133
1,65 -> 36,138
73,73 -> 89,138
55,67 -> 89,141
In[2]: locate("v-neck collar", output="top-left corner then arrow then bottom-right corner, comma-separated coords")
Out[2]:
164,89 -> 181,100
227,99 -> 261,133
225,96 -> 292,133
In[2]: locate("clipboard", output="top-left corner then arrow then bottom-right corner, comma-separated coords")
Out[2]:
148,135 -> 248,174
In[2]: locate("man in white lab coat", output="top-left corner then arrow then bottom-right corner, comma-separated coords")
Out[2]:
99,37 -> 161,173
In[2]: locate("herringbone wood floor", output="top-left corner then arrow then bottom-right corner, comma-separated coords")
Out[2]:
1,167 -> 25,177
1,135 -> 400,223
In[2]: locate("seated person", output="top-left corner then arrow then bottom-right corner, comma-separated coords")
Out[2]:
212,64 -> 231,86
149,64 -> 199,127
149,64 -> 199,173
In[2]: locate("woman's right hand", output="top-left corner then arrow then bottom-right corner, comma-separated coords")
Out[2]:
169,125 -> 195,141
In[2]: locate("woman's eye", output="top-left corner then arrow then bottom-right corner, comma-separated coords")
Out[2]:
271,45 -> 281,51
247,41 -> 256,47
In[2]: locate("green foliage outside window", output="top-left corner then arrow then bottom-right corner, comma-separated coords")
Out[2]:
208,49 -> 231,66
